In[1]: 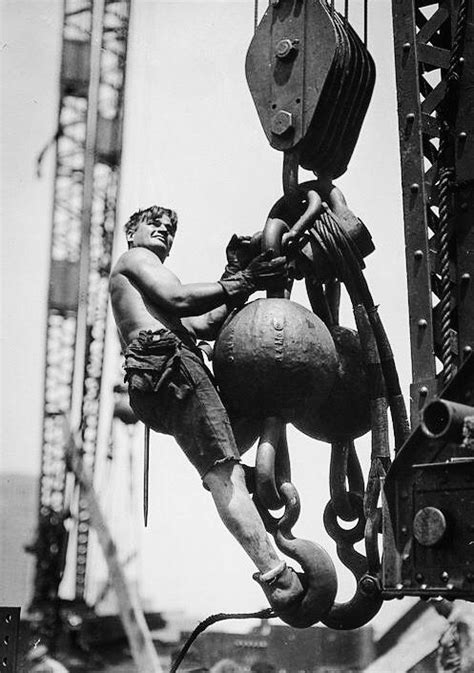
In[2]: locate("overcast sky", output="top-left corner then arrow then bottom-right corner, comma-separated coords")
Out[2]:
1,0 -> 416,635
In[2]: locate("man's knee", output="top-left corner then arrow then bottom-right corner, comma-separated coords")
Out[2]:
202,458 -> 244,490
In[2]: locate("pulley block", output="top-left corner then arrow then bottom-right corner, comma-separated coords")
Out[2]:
246,0 -> 375,178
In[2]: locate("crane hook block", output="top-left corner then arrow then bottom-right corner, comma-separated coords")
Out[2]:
246,0 -> 337,153
246,0 -> 376,178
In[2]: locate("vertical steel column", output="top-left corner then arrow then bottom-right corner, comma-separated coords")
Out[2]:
454,3 -> 474,362
391,0 -> 473,424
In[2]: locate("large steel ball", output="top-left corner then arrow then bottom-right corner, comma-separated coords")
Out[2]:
293,326 -> 371,443
213,299 -> 338,422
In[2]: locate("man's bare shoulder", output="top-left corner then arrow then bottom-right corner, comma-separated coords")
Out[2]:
113,247 -> 158,271
111,247 -> 166,280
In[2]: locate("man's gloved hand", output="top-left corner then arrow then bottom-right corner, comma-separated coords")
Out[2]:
221,234 -> 256,279
218,248 -> 287,305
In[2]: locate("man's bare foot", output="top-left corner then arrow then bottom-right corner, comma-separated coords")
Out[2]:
253,561 -> 305,619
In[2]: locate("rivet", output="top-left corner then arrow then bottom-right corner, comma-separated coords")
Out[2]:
403,42 -> 411,52
460,202 -> 468,211
459,56 -> 465,65
420,386 -> 428,396
446,583 -> 454,590
421,583 -> 427,590
418,319 -> 428,328
406,112 -> 415,123
462,273 -> 471,282
463,345 -> 472,355
415,573 -> 424,583
414,249 -> 424,260
396,583 -> 404,590
440,571 -> 449,583
459,131 -> 467,141
401,525 -> 408,534
273,318 -> 284,330
410,183 -> 420,194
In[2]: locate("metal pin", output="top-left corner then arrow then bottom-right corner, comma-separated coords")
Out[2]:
144,424 -> 150,527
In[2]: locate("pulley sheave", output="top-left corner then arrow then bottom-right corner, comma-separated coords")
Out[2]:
246,0 -> 376,178
246,0 -> 337,153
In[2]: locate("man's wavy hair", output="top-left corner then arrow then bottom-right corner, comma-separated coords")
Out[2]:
124,205 -> 178,241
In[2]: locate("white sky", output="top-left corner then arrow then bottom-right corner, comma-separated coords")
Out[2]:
1,0 -> 416,636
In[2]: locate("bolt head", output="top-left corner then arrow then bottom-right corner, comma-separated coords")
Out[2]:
275,38 -> 298,59
359,575 -> 379,596
271,110 -> 294,136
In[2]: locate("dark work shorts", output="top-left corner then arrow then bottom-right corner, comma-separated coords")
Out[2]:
125,329 -> 240,478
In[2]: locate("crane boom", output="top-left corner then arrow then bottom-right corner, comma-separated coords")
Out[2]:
30,0 -> 132,645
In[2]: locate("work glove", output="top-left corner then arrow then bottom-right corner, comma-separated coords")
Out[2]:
221,234 -> 256,279
218,249 -> 287,305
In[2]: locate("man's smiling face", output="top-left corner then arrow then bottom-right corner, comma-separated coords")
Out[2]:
130,212 -> 176,260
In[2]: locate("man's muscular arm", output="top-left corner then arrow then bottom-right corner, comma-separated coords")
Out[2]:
183,234 -> 255,338
115,246 -> 287,319
183,305 -> 230,340
116,247 -> 228,317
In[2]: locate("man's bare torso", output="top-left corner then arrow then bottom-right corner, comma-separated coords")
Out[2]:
110,249 -> 193,349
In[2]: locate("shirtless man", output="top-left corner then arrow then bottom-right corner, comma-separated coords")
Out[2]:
109,205 -> 304,620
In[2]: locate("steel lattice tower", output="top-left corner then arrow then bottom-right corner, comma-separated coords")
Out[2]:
391,0 -> 474,423
30,0 -> 132,630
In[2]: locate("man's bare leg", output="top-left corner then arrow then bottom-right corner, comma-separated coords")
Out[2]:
203,460 -> 304,615
203,460 -> 280,573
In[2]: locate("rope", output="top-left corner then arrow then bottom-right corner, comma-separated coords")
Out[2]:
311,210 -> 410,449
170,608 -> 274,672
436,0 -> 469,386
